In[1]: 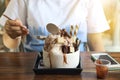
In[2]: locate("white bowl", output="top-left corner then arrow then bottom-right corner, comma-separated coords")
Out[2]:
43,49 -> 80,68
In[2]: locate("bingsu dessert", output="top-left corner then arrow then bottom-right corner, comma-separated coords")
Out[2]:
43,23 -> 80,68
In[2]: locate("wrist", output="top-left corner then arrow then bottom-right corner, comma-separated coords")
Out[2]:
3,32 -> 21,49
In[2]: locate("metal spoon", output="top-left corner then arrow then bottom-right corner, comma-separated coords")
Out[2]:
3,14 -> 46,40
46,23 -> 60,34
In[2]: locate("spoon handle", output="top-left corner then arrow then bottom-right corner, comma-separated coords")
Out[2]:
3,14 -> 12,20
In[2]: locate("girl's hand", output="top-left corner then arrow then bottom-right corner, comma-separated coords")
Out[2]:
4,19 -> 29,39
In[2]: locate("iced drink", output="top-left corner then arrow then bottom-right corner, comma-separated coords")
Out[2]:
95,59 -> 111,79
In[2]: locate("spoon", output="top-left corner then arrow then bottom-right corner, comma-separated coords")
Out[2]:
46,23 -> 60,34
3,14 -> 28,35
3,14 -> 46,40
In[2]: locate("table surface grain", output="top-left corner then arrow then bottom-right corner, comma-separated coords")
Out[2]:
0,52 -> 120,80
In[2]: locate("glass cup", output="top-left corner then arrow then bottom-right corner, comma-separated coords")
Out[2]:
95,59 -> 111,79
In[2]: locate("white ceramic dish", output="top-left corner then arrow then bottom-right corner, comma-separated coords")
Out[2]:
43,49 -> 80,68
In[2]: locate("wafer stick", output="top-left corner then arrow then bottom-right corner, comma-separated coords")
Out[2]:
70,25 -> 74,37
74,25 -> 79,37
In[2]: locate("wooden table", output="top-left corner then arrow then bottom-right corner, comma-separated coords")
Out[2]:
0,52 -> 120,80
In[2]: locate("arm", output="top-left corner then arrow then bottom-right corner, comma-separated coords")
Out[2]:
87,33 -> 105,51
0,0 -> 28,49
86,0 -> 109,51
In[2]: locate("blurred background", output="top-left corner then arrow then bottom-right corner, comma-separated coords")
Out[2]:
101,0 -> 120,52
0,0 -> 120,52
